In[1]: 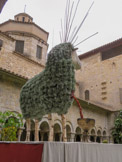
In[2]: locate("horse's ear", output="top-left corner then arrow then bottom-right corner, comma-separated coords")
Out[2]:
72,48 -> 78,51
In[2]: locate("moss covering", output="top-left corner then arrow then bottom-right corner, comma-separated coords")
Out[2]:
20,43 -> 76,120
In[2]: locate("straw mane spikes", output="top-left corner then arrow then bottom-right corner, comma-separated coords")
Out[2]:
60,0 -> 98,47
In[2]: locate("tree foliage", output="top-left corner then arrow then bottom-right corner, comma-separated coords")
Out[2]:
112,111 -> 122,144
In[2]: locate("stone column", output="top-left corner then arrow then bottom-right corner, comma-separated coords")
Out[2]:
71,133 -> 75,142
60,132 -> 63,141
61,114 -> 67,142
82,131 -> 89,142
35,119 -> 39,141
26,118 -> 31,141
106,136 -> 109,143
87,135 -> 91,143
48,114 -> 54,141
109,136 -> 114,143
100,136 -> 102,143
18,127 -> 24,141
41,132 -> 44,141
80,134 -> 83,142
94,135 -> 97,142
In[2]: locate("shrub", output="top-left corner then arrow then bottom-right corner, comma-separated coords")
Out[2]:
112,110 -> 122,144
102,140 -> 108,143
0,111 -> 23,141
1,127 -> 17,141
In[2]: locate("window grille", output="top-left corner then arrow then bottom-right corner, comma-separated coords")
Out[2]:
22,17 -> 25,22
36,45 -> 42,59
85,90 -> 90,100
15,40 -> 24,54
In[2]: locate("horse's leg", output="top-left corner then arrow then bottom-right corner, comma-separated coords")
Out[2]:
35,119 -> 39,141
26,118 -> 31,141
61,114 -> 67,142
48,114 -> 53,141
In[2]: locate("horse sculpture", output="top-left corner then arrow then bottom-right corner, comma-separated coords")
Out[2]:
20,0 -> 95,141
20,43 -> 81,120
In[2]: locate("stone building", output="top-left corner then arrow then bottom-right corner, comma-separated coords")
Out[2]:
0,13 -> 121,143
0,0 -> 8,13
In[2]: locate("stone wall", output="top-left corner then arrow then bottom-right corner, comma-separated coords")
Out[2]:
0,35 -> 44,79
76,53 -> 122,111
0,77 -> 22,113
9,34 -> 48,66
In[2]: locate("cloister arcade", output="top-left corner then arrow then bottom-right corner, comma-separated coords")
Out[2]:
5,111 -> 110,143
19,118 -> 110,143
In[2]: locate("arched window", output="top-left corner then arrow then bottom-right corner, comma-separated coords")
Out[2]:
96,130 -> 101,143
102,130 -> 107,141
40,121 -> 49,141
85,90 -> 90,100
90,129 -> 96,142
66,125 -> 71,142
54,123 -> 62,142
75,127 -> 82,142
30,120 -> 35,141
21,123 -> 26,141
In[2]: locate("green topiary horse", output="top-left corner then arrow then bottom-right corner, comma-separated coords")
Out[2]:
20,43 -> 81,120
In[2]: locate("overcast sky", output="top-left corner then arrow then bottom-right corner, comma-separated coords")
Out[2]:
0,0 -> 122,55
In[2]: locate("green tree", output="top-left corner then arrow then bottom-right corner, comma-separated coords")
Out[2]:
112,111 -> 122,144
0,111 -> 23,141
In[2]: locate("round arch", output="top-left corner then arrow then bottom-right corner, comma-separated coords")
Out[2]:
97,129 -> 102,136
39,121 -> 49,141
75,126 -> 82,142
102,129 -> 107,141
103,128 -> 107,136
66,121 -> 74,133
54,119 -> 62,132
39,117 -> 49,128
89,126 -> 97,135
96,129 -> 102,143
89,128 -> 96,142
54,122 -> 62,142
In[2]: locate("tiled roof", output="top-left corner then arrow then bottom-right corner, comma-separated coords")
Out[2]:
0,67 -> 28,80
79,38 -> 122,59
0,19 -> 49,36
77,98 -> 116,112
0,31 -> 15,41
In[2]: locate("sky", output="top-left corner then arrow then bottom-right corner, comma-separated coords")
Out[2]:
0,0 -> 122,55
